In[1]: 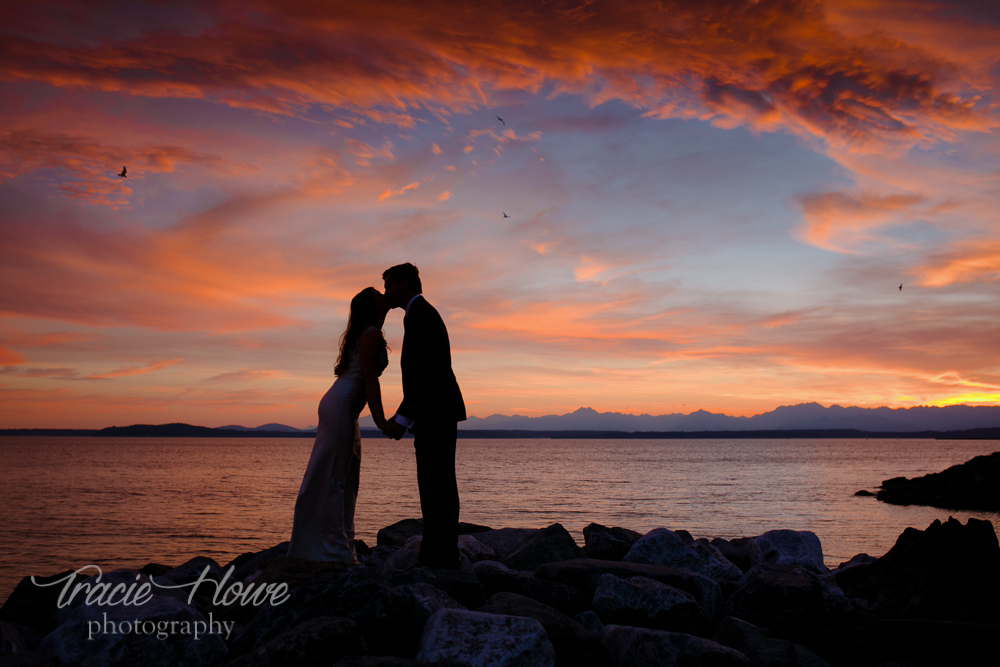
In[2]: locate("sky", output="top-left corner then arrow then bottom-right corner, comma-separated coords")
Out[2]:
1,0 -> 999,428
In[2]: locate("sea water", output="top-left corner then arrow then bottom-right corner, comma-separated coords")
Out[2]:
2,436 -> 998,604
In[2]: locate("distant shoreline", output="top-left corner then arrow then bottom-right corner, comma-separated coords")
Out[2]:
1,424 -> 998,439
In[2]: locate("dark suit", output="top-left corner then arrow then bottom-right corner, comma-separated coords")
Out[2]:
397,295 -> 466,567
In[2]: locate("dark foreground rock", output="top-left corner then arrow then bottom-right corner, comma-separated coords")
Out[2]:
599,624 -> 750,666
876,451 -> 1000,510
834,516 -> 1000,622
4,517 -> 1000,667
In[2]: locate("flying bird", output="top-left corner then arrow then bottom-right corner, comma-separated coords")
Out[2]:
118,166 -> 127,178
899,283 -> 903,291
503,211 -> 510,218
497,116 -> 505,126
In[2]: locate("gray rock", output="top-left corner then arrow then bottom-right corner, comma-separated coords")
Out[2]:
375,519 -> 492,548
0,570 -> 89,634
711,538 -> 752,573
472,528 -> 539,561
37,593 -> 228,667
479,592 -> 600,666
472,561 -> 588,615
377,519 -> 424,548
574,610 -> 604,637
592,574 -> 708,635
391,567 -> 485,609
714,616 -> 832,667
749,531 -> 827,574
599,625 -> 750,666
157,556 -> 225,586
396,583 -> 466,627
381,536 -> 422,576
537,558 -> 724,623
458,534 -> 497,563
223,615 -> 366,667
231,568 -> 412,658
725,564 -> 831,643
0,622 -> 44,654
503,524 -> 583,571
583,524 -> 642,561
415,608 -> 555,666
363,546 -> 400,572
624,528 -> 742,581
691,539 -> 745,581
224,543 -> 289,582
830,554 -> 876,574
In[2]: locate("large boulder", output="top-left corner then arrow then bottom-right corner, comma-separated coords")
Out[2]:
502,524 -> 583,571
0,621 -> 44,653
224,543 -> 291,583
583,524 -> 642,561
714,616 -> 832,667
230,568 -> 413,658
725,564 -> 841,644
478,592 -> 602,666
598,625 -> 750,667
470,529 -> 539,561
0,570 -> 92,635
223,615 -> 366,667
710,538 -> 752,573
876,451 -> 1000,510
472,561 -> 589,615
748,531 -> 827,574
624,529 -> 743,581
820,618 -> 1000,667
591,574 -> 708,636
835,516 -> 1000,622
396,583 -> 466,628
415,608 -> 555,667
390,567 -> 485,610
538,559 -> 723,622
37,593 -> 228,667
375,519 -> 492,548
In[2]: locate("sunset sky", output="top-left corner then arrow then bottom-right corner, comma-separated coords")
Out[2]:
1,0 -> 999,428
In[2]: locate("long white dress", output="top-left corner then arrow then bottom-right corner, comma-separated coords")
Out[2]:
287,329 -> 387,562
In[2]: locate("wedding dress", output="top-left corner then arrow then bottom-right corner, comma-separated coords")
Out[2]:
287,327 -> 387,562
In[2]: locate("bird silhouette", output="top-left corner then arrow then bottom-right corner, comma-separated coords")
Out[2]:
497,116 -> 505,126
118,166 -> 127,178
503,211 -> 510,218
899,284 -> 903,291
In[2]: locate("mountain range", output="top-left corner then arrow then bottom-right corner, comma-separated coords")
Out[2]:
333,403 -> 1000,433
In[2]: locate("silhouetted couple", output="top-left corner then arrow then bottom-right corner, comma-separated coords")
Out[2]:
287,263 -> 466,569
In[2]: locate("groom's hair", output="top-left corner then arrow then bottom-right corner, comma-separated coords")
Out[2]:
383,262 -> 422,293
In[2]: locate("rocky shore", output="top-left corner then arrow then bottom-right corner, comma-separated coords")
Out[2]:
1,516 -> 998,667
875,451 -> 1000,511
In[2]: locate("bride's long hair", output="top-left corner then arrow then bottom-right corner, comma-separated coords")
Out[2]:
335,287 -> 386,376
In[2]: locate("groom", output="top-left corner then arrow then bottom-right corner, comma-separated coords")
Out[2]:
381,262 -> 466,569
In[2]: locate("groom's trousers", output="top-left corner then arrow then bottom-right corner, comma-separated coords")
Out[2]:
413,420 -> 460,569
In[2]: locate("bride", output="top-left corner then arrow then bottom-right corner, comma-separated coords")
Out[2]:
287,287 -> 390,564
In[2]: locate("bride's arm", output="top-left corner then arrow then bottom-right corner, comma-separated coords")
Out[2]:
360,328 -> 388,429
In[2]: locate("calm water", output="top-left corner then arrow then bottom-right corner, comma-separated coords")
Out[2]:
2,437 -> 999,604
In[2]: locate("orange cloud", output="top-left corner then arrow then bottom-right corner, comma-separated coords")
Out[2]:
377,180 -> 420,200
7,0 -> 991,154
84,359 -> 181,380
918,240 -> 1000,287
796,191 -> 927,252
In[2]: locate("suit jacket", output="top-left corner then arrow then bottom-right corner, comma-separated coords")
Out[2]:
397,296 -> 466,426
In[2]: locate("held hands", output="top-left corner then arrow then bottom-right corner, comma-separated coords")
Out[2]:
382,418 -> 407,440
